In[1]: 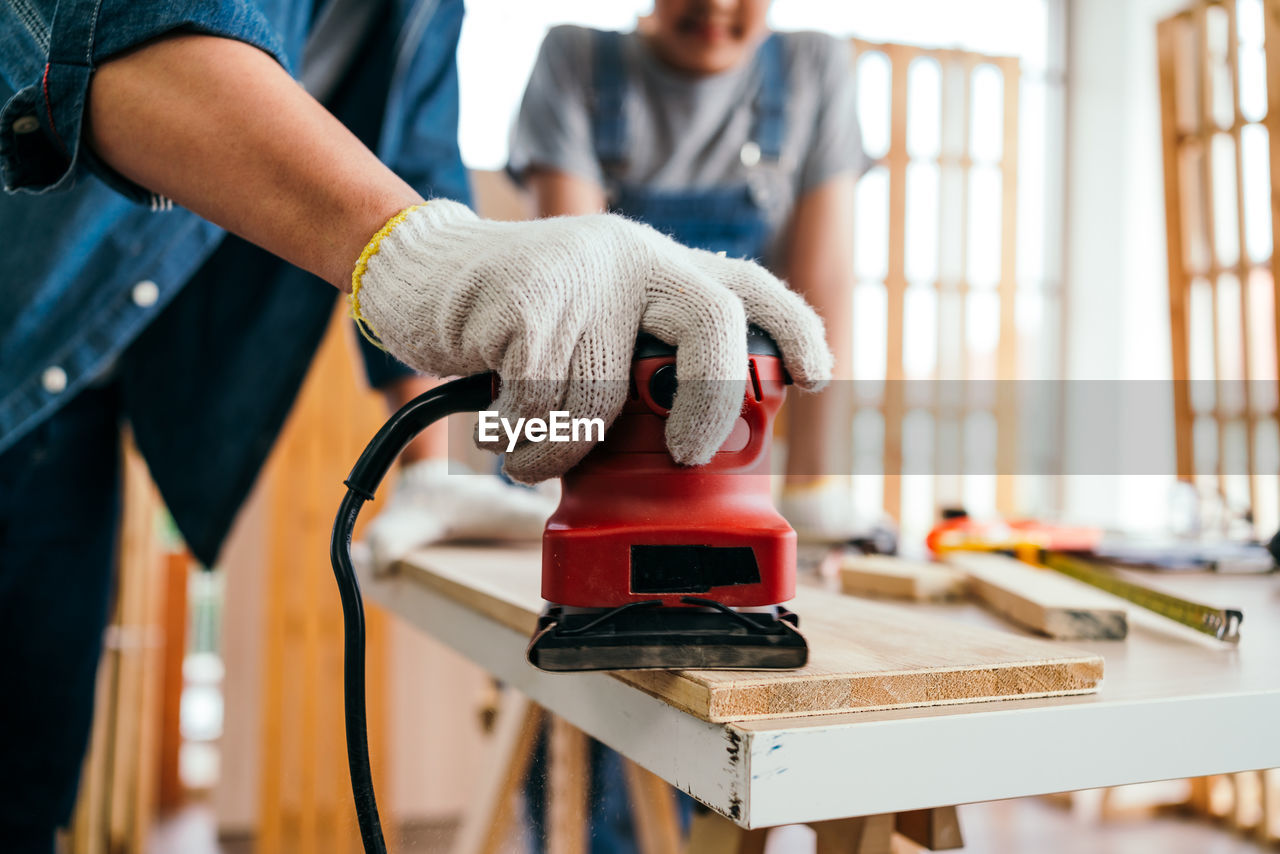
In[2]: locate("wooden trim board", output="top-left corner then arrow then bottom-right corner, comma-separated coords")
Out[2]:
393,547 -> 1102,723
449,690 -> 542,854
946,552 -> 1128,640
839,554 -> 969,601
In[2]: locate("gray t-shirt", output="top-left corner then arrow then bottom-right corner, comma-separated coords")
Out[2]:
508,26 -> 869,268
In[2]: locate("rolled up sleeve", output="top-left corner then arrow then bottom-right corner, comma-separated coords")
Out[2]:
0,0 -> 288,201
378,0 -> 470,206
506,26 -> 604,189
798,34 -> 871,193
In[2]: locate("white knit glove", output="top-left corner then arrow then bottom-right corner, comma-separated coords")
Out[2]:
351,201 -> 832,483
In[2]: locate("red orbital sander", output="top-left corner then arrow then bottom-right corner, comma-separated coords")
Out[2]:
330,326 -> 804,851
529,326 -> 807,671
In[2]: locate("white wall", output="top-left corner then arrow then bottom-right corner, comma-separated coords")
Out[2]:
458,0 -> 649,170
1061,0 -> 1186,528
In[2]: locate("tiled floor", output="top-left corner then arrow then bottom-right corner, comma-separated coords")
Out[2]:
148,792 -> 1275,854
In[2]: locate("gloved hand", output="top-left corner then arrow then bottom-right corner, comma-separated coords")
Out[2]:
351,201 -> 832,483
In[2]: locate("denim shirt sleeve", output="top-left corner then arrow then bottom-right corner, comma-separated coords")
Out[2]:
379,0 -> 469,206
0,0 -> 289,202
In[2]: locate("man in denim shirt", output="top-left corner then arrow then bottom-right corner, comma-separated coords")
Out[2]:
0,2 -> 833,849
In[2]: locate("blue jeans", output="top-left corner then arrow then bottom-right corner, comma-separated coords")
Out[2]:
0,382 -> 122,854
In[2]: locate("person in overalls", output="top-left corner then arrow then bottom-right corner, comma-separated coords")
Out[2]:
509,4 -> 870,543
507,3 -> 869,850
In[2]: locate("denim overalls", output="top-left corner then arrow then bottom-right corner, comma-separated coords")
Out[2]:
592,29 -> 787,266
525,30 -> 792,854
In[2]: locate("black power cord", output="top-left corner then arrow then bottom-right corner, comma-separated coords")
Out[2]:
329,373 -> 495,853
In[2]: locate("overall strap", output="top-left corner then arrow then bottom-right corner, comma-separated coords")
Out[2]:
750,33 -> 786,160
591,29 -> 629,172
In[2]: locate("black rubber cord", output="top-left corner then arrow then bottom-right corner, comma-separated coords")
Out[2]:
330,490 -> 384,852
329,373 -> 495,853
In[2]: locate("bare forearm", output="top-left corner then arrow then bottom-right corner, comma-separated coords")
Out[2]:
85,34 -> 421,290
781,175 -> 857,480
526,168 -> 606,217
785,174 -> 856,381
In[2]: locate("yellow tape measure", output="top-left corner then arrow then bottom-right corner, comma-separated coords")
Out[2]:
1039,550 -> 1243,643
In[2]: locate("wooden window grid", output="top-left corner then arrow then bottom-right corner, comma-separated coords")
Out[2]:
847,40 -> 1029,535
1158,0 -> 1280,535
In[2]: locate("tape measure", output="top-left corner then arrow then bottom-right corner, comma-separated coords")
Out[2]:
1039,551 -> 1244,643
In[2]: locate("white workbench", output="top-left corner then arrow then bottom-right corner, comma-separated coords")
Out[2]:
361,555 -> 1280,829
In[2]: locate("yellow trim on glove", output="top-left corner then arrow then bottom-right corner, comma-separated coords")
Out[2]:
349,203 -> 430,350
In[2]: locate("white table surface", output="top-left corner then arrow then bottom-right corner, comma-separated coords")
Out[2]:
361,552 -> 1280,829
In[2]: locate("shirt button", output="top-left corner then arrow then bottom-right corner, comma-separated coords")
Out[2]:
132,280 -> 159,307
42,366 -> 68,394
12,115 -> 39,134
740,141 -> 762,168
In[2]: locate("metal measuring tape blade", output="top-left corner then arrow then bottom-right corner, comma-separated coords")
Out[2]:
1040,551 -> 1243,642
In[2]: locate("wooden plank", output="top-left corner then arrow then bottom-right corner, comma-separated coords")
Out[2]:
882,43 -> 911,521
935,51 -> 973,517
995,56 -> 1021,516
1226,0 -> 1261,516
1196,1 -> 1231,498
451,691 -> 542,854
623,759 -> 682,854
1265,0 -> 1280,529
258,449 -> 287,854
1157,15 -> 1198,481
130,547 -> 167,854
547,717 -> 589,854
106,436 -> 167,854
839,554 -> 968,601
396,546 -> 1103,723
945,552 -> 1128,640
157,552 -> 189,812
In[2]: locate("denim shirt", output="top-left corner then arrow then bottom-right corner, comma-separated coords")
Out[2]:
0,0 -> 469,563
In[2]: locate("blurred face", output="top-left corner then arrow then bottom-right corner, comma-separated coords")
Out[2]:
648,0 -> 772,75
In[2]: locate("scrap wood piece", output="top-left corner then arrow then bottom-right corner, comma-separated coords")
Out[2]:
839,554 -> 968,601
686,812 -> 769,854
813,814 -> 895,854
895,806 -> 963,850
946,552 -> 1128,640
396,546 -> 1104,724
